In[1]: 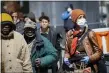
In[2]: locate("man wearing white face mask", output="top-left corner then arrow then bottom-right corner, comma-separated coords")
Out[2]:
64,9 -> 107,73
61,4 -> 73,20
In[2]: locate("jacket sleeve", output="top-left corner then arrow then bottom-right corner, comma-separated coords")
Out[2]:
40,37 -> 58,67
64,30 -> 73,58
20,36 -> 33,73
88,31 -> 102,63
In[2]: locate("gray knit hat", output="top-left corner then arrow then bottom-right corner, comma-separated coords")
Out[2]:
24,20 -> 36,29
26,12 -> 36,22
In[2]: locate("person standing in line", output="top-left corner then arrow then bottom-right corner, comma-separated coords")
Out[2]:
11,12 -> 25,34
39,15 -> 62,73
64,9 -> 107,73
1,13 -> 33,73
23,18 -> 58,73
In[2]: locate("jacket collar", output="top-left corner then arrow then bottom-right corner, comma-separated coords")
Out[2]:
1,31 -> 14,40
31,29 -> 44,56
40,27 -> 49,34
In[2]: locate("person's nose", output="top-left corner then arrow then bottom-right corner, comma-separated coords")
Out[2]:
42,22 -> 45,25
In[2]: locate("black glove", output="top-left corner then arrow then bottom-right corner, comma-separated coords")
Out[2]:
69,54 -> 82,63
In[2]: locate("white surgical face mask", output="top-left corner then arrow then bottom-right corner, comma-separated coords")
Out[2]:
67,7 -> 72,19
76,18 -> 87,26
67,7 -> 72,13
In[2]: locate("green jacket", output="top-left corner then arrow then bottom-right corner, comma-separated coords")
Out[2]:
31,35 -> 57,73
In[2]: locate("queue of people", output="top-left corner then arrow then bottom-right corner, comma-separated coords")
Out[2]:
1,3 -> 107,73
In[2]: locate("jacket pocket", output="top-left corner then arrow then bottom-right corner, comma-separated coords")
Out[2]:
15,59 -> 23,72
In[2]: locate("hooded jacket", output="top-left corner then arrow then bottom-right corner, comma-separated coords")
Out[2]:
26,28 -> 58,73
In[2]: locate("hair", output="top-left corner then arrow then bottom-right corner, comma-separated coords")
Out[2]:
69,4 -> 73,9
11,11 -> 24,21
3,1 -> 20,14
39,15 -> 50,22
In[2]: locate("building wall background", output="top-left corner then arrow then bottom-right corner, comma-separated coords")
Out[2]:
29,1 -> 100,28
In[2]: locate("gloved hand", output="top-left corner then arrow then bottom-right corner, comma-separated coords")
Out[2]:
81,56 -> 89,64
64,57 -> 73,68
35,58 -> 41,67
61,11 -> 70,20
